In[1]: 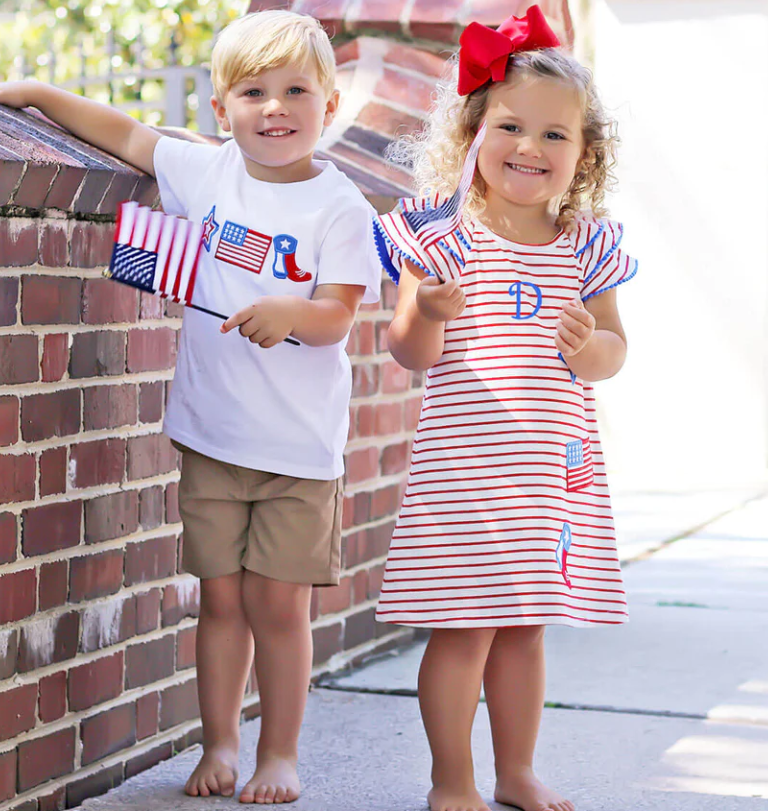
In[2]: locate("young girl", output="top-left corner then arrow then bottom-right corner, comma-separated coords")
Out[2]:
373,7 -> 637,811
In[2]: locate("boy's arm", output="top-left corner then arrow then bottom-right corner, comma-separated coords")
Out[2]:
0,80 -> 160,176
220,284 -> 367,349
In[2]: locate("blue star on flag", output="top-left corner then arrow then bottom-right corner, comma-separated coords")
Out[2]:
201,205 -> 220,252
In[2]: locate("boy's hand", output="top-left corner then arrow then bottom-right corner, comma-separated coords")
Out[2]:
555,297 -> 595,357
221,296 -> 299,348
0,80 -> 38,109
416,276 -> 466,322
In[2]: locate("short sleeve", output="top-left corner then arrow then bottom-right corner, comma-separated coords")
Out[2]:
571,217 -> 638,301
153,136 -> 220,218
316,199 -> 381,304
373,194 -> 472,284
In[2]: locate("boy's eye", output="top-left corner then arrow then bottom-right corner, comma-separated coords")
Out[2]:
287,87 -> 305,95
245,88 -> 263,97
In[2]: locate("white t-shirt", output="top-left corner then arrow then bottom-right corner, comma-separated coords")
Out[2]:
153,136 -> 381,480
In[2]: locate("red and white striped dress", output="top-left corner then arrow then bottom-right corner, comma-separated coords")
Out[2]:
373,203 -> 637,628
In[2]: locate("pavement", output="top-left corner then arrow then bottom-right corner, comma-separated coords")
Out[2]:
79,486 -> 768,811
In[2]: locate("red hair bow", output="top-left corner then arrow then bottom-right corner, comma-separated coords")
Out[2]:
457,5 -> 561,96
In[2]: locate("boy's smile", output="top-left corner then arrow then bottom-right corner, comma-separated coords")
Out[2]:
212,63 -> 339,183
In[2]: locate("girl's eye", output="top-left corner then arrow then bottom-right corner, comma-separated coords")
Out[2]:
501,124 -> 521,133
546,132 -> 566,141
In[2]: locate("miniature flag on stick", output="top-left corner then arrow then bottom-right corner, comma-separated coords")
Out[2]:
106,201 -> 224,319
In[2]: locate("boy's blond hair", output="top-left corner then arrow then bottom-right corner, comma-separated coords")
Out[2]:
211,10 -> 336,101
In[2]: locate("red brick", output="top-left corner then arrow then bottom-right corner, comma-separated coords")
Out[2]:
139,381 -> 164,423
69,330 -> 125,379
345,447 -> 379,484
0,568 -> 36,624
138,485 -> 164,530
136,588 -> 162,634
125,636 -> 175,689
0,276 -> 18,326
352,569 -> 368,605
17,611 -> 79,672
82,278 -> 139,324
365,519 -> 396,560
159,679 -> 199,730
0,218 -> 38,267
71,220 -> 115,268
177,626 -> 197,670
367,562 -> 385,599
65,763 -> 122,808
161,579 -> 200,627
376,320 -> 389,353
70,549 -> 124,602
38,786 -> 66,811
312,622 -> 343,666
17,727 -> 75,791
375,401 -> 403,435
0,512 -> 17,564
371,482 -> 400,519
80,594 -> 137,653
127,433 -> 178,479
352,362 -> 380,396
37,220 -> 69,267
22,500 -> 82,556
69,438 -> 126,487
375,67 -> 436,113
357,101 -> 423,140
38,560 -> 69,611
125,536 -> 177,586
81,702 -> 136,765
381,440 -> 410,475
318,577 -> 352,615
0,629 -> 18,679
139,290 -> 164,320
41,333 -> 69,382
39,671 -> 67,722
382,39 -> 445,77
344,605 -> 376,649
136,690 -> 160,740
356,403 -> 375,438
20,389 -> 80,441
342,494 -> 355,531
83,383 -> 138,430
0,749 -> 16,803
166,481 -> 180,523
409,0 -> 464,40
0,683 -> 37,742
13,162 -> 57,209
125,742 -> 173,779
0,395 -> 19,446
405,394 -> 423,429
127,327 -> 177,372
353,0 -> 406,32
382,359 -> 411,393
84,489 -> 139,543
69,652 -> 124,712
353,490 -> 371,525
39,446 -> 67,497
21,275 -> 81,325
0,335 -> 38,384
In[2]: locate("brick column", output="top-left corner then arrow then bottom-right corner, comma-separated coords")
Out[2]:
0,105 -> 416,810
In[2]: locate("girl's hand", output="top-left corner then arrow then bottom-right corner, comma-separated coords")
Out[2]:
221,295 -> 298,348
0,80 -> 38,109
416,276 -> 466,322
555,297 -> 595,357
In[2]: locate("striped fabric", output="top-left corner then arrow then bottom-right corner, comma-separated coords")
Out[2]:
376,208 -> 637,629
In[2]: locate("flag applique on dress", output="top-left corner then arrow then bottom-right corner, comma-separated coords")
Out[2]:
565,438 -> 594,492
107,201 -> 204,307
215,220 -> 272,274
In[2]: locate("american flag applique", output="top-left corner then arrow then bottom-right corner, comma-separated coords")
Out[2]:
565,438 -> 594,492
555,523 -> 573,589
215,220 -> 272,274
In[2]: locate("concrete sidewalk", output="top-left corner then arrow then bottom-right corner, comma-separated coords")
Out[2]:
80,488 -> 768,811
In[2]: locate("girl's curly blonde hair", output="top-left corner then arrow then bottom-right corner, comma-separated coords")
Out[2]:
388,48 -> 618,230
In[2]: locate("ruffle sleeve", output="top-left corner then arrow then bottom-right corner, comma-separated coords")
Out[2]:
373,193 -> 472,284
569,216 -> 638,301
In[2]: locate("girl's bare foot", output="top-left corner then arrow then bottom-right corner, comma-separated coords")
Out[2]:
239,755 -> 301,804
428,785 -> 491,811
495,767 -> 574,811
185,745 -> 239,797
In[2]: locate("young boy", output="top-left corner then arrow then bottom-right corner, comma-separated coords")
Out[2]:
0,10 -> 380,804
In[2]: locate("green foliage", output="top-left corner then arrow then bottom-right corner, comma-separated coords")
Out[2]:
0,0 -> 248,125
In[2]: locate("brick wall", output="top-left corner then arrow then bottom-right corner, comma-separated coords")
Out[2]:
0,124 -> 418,809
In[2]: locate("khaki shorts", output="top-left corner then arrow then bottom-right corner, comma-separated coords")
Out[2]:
175,445 -> 343,584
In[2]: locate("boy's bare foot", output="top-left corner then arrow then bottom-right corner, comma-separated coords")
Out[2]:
239,755 -> 301,804
428,786 -> 491,811
495,767 -> 574,811
185,745 -> 239,797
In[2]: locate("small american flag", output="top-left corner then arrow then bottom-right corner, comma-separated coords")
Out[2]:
566,438 -> 594,492
215,221 -> 272,274
401,122 -> 486,248
107,201 -> 204,308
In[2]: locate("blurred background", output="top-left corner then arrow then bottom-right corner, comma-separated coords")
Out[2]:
1,0 -> 766,491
